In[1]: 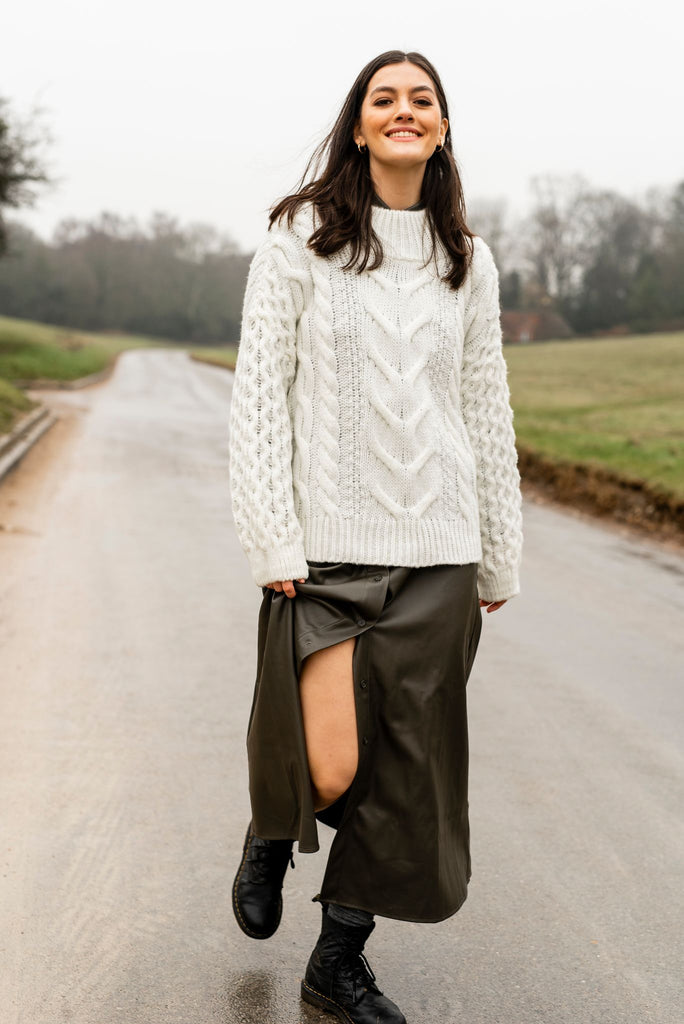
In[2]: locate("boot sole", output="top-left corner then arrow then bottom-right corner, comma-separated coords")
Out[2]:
300,979 -> 355,1023
231,826 -> 283,941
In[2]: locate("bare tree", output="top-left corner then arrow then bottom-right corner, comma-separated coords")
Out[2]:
523,173 -> 595,302
467,196 -> 510,265
0,97 -> 52,255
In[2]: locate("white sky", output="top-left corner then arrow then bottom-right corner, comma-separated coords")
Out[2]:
4,0 -> 683,253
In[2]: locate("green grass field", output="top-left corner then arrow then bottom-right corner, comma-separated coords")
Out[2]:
506,331 -> 684,499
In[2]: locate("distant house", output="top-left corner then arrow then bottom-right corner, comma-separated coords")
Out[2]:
501,310 -> 573,344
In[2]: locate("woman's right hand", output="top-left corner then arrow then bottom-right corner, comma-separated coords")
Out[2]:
265,578 -> 307,598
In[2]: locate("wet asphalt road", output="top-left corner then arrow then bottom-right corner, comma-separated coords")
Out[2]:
0,348 -> 682,1024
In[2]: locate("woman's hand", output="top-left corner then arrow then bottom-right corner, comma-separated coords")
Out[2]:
479,598 -> 507,613
265,578 -> 307,598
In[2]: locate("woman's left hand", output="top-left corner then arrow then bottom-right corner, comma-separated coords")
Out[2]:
479,599 -> 507,613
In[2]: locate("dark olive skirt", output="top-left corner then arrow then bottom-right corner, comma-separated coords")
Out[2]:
245,560 -> 483,923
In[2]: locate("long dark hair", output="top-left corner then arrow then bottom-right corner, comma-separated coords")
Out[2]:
269,50 -> 475,290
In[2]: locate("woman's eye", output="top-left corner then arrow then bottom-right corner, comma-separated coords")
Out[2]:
373,98 -> 432,106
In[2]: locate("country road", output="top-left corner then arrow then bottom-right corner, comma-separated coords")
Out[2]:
0,348 -> 682,1024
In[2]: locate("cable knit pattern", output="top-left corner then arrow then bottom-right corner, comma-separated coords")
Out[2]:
460,239 -> 524,600
228,201 -> 523,601
308,256 -> 340,517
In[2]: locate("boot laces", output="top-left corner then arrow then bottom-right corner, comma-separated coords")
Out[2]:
246,842 -> 294,885
333,950 -> 381,1003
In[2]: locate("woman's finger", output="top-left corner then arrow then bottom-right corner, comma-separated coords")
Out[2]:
266,579 -> 306,594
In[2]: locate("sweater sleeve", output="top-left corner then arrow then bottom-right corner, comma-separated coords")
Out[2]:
460,237 -> 523,602
228,229 -> 310,587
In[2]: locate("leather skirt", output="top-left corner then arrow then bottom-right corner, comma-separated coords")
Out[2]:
245,560 -> 483,923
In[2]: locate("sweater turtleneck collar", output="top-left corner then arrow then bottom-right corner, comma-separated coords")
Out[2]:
290,195 -> 432,263
370,202 -> 430,262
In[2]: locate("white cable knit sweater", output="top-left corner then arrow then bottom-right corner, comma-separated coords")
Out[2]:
228,201 -> 523,602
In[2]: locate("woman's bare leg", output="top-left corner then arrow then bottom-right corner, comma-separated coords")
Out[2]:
299,637 -> 358,811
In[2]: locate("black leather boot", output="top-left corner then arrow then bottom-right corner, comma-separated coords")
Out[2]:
301,905 -> 407,1023
232,822 -> 294,939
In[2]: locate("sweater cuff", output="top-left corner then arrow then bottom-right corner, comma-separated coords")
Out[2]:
249,540 -> 310,588
477,565 -> 520,603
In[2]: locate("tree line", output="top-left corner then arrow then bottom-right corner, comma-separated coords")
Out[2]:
1,97 -> 249,343
0,213 -> 250,343
1,176 -> 681,343
471,175 -> 684,335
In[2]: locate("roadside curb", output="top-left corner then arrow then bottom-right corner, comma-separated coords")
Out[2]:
0,405 -> 58,483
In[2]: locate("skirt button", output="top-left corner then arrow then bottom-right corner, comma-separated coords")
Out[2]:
356,617 -> 366,627
373,574 -> 382,582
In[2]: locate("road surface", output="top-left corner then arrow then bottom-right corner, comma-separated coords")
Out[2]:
0,348 -> 682,1023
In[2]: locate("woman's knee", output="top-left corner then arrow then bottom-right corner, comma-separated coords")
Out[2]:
312,758 -> 358,808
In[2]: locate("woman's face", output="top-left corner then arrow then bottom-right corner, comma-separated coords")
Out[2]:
354,62 -> 448,170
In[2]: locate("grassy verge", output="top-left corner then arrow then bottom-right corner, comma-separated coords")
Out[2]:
0,377 -> 36,435
0,314 -> 173,434
0,315 -> 166,384
0,315 -> 239,435
506,331 -> 684,501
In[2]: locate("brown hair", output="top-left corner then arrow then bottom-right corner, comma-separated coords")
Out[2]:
269,50 -> 475,290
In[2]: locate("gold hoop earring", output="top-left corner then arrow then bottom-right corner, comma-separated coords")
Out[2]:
357,142 -> 368,154
435,141 -> 443,152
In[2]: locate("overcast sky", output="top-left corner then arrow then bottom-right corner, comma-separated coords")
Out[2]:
4,0 -> 683,253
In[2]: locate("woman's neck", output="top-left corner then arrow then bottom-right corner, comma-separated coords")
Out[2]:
370,163 -> 426,211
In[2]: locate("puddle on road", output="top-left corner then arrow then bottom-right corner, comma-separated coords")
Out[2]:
0,522 -> 42,537
216,969 -> 329,1023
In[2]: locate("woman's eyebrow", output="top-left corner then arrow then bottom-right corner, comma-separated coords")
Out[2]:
369,84 -> 435,97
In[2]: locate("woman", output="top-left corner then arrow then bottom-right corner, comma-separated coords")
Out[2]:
228,49 -> 523,1024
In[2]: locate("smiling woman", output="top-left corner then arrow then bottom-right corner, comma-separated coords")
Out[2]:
228,49 -> 523,1024
354,64 -> 449,209
265,49 -> 475,291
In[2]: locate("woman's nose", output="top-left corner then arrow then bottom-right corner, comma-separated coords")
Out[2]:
393,97 -> 414,120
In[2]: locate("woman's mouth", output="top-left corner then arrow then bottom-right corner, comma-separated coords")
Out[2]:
386,130 -> 422,140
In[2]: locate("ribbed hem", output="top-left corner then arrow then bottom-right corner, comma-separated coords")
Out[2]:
246,521 -> 520,601
301,515 -> 483,570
